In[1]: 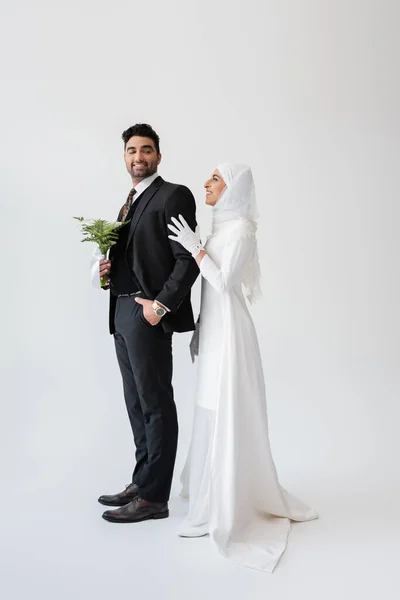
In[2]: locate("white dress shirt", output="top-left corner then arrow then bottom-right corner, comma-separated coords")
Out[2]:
132,171 -> 159,200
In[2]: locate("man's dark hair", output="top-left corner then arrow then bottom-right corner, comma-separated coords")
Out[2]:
122,123 -> 160,153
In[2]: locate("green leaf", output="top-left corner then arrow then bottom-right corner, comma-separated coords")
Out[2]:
74,216 -> 130,253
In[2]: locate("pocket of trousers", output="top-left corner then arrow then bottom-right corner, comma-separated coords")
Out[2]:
138,309 -> 156,329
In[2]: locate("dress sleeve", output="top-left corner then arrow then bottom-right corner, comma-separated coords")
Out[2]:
199,228 -> 254,294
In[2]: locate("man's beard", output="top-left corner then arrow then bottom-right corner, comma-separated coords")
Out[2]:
129,162 -> 158,179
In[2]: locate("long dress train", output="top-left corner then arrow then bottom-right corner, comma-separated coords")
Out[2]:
179,217 -> 318,572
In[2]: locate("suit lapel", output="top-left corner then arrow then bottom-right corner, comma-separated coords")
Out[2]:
127,176 -> 163,247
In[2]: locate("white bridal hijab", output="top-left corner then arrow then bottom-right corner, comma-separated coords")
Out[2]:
212,163 -> 261,302
212,163 -> 259,225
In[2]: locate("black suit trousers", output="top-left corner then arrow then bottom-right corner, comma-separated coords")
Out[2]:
113,295 -> 177,503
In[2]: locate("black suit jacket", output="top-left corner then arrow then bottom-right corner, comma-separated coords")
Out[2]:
109,176 -> 199,334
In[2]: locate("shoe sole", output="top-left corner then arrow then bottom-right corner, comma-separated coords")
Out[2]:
102,510 -> 169,523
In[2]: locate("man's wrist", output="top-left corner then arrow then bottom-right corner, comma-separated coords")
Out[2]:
152,301 -> 168,318
154,299 -> 171,312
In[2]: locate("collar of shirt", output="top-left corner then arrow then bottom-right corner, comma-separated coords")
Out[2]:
133,172 -> 159,200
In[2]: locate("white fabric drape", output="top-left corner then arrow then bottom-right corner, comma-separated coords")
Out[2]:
179,215 -> 318,572
90,247 -> 105,289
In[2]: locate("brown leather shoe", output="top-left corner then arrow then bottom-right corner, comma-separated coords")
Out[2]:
98,483 -> 139,507
102,497 -> 169,523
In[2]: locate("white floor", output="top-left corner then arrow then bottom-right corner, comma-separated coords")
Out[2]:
1,470 -> 399,600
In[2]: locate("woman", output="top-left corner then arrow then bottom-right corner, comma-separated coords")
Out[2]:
167,164 -> 318,573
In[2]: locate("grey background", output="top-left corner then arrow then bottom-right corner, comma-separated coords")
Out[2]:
1,1 -> 399,598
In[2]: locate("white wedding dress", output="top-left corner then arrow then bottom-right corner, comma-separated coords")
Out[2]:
179,215 -> 318,572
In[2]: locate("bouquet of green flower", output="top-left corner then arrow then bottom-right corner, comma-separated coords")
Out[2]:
73,217 -> 129,287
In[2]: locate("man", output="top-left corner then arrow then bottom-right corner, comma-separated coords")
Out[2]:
93,124 -> 199,523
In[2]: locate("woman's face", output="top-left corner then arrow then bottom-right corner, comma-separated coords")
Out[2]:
204,169 -> 226,206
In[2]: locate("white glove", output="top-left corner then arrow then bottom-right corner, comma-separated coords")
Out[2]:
189,322 -> 200,363
167,215 -> 203,258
